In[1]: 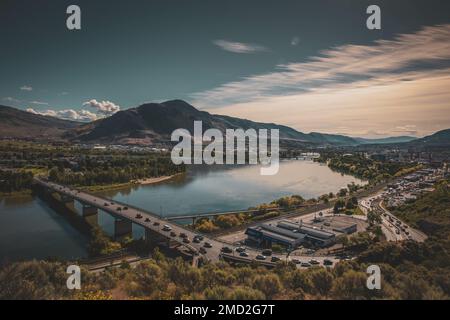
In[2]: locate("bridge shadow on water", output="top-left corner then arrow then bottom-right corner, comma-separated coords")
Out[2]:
33,185 -> 93,237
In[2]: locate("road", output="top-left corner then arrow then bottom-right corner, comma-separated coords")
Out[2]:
35,178 -> 340,269
359,193 -> 427,242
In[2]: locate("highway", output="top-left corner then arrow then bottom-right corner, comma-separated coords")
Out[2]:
34,178 -> 340,268
359,194 -> 427,242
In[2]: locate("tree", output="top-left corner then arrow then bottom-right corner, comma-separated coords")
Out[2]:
334,199 -> 345,214
367,210 -> 382,225
252,274 -> 282,299
311,268 -> 334,296
338,188 -> 348,197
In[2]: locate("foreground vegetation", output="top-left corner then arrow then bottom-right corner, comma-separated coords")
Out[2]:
1,239 -> 448,300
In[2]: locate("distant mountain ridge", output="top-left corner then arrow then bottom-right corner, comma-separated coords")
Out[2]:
0,105 -> 79,139
70,100 -> 368,146
354,136 -> 417,144
1,100 -> 448,147
407,128 -> 450,147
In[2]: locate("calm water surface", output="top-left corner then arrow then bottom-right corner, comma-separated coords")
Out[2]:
0,160 -> 366,261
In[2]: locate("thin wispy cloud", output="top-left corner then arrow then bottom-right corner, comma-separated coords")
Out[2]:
29,101 -> 49,106
195,24 -> 450,107
213,39 -> 269,54
195,24 -> 450,137
3,97 -> 21,103
20,85 -> 33,91
290,36 -> 300,46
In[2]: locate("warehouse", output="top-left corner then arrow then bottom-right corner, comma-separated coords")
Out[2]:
277,220 -> 336,247
245,219 -> 337,249
245,224 -> 305,249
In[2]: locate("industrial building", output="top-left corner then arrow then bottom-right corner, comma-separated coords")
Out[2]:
245,219 -> 351,249
245,224 -> 306,249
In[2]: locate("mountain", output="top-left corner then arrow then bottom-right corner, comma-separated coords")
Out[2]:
407,129 -> 450,147
354,136 -> 417,144
71,100 -> 363,146
0,105 -> 80,140
1,101 -> 441,148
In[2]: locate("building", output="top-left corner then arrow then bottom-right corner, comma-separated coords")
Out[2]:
245,224 -> 305,249
245,219 -> 340,249
277,220 -> 336,247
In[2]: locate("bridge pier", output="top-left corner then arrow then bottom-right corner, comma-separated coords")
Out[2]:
114,218 -> 132,240
145,228 -> 174,246
60,194 -> 74,205
82,204 -> 98,217
81,204 -> 98,226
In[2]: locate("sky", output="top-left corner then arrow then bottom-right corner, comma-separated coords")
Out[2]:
1,0 -> 450,138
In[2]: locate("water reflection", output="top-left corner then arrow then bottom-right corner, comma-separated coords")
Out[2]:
100,160 -> 367,217
0,194 -> 88,262
0,160 -> 366,261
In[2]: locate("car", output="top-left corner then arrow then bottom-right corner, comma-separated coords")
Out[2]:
309,259 -> 320,265
261,249 -> 272,256
104,203 -> 109,207
135,214 -> 142,219
170,231 -> 177,237
199,247 -> 207,254
240,252 -> 249,257
256,255 -> 266,260
203,242 -> 212,248
145,218 -> 151,222
193,237 -> 201,243
271,256 -> 281,262
183,238 -> 190,244
153,222 -> 160,226
301,262 -> 311,268
235,247 -> 246,253
194,235 -> 204,241
116,207 -> 122,211
123,206 -> 128,211
221,247 -> 233,254
323,259 -> 333,266
162,225 -> 171,232
292,259 -> 301,264
179,233 -> 187,238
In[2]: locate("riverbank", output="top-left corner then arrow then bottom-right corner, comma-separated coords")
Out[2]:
195,179 -> 390,236
134,173 -> 182,185
0,189 -> 33,198
81,173 -> 183,193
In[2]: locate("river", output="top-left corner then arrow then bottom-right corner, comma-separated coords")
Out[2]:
0,160 -> 366,261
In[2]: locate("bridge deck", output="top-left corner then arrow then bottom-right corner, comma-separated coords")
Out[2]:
33,178 -> 336,267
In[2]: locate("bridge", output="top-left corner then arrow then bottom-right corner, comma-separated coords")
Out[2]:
34,177 -> 225,263
166,206 -> 307,224
33,177 -> 339,268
